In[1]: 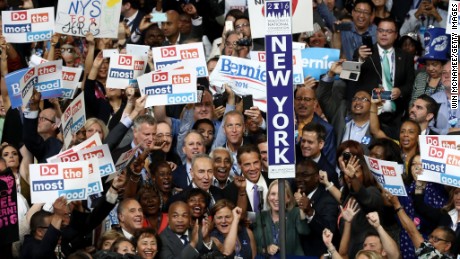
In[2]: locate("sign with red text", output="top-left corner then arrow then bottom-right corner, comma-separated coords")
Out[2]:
250,49 -> 304,84
61,92 -> 86,149
61,66 -> 83,99
85,158 -> 103,195
419,135 -> 460,188
114,145 -> 139,173
35,60 -> 63,99
106,54 -> 147,89
77,144 -> 116,177
2,7 -> 54,43
364,156 -> 407,196
47,133 -> 103,163
420,135 -> 460,150
30,161 -> 89,203
19,67 -> 36,107
138,67 -> 198,107
209,56 -> 267,112
151,43 -> 208,78
248,0 -> 312,38
55,0 -> 122,38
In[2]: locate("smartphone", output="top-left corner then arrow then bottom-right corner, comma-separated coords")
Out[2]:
213,93 -> 225,107
342,152 -> 352,165
197,86 -> 205,103
334,22 -> 352,32
372,89 -> 392,100
225,21 -> 234,32
242,94 -> 254,111
362,34 -> 373,49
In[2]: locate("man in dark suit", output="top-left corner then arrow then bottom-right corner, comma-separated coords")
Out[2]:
409,94 -> 439,135
297,122 -> 339,187
162,10 -> 203,46
159,201 -> 213,259
295,159 -> 339,257
353,17 -> 415,139
121,0 -> 145,44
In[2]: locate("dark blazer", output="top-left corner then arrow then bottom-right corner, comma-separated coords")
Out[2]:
159,227 -> 206,259
166,185 -> 224,211
23,116 -> 62,163
300,185 -> 339,257
223,174 -> 273,212
172,164 -> 189,190
351,45 -> 415,116
317,154 -> 339,187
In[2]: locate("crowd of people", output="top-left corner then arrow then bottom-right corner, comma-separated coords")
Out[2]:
0,0 -> 457,258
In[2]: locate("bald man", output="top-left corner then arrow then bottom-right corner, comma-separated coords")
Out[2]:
161,9 -> 203,45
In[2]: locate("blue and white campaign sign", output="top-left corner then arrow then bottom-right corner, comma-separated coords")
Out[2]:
77,144 -> 116,177
301,48 -> 340,80
19,67 -> 37,107
138,67 -> 197,107
1,7 -> 54,43
62,92 -> 86,149
365,156 -> 407,196
265,0 -> 296,179
61,66 -> 82,99
34,60 -> 64,99
5,68 -> 29,109
55,0 -> 122,38
250,49 -> 304,85
107,54 -> 147,89
447,0 -> 459,34
151,43 -> 208,78
209,56 -> 267,112
29,161 -> 89,203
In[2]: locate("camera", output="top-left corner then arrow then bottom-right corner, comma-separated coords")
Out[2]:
236,38 -> 252,47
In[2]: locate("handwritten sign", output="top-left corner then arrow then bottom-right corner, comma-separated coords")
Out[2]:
0,172 -> 19,244
30,161 -> 89,203
106,54 -> 147,89
138,67 -> 198,107
55,0 -> 122,38
365,156 -> 407,196
2,7 -> 54,43
151,43 -> 208,78
61,92 -> 86,149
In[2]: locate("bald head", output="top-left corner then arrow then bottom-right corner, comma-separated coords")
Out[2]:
162,10 -> 180,41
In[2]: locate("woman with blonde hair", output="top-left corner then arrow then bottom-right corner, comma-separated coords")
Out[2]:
84,118 -> 109,141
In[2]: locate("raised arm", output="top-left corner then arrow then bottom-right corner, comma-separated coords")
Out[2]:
367,211 -> 400,259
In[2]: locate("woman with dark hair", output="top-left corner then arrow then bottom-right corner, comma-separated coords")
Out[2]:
137,185 -> 166,233
110,237 -> 136,255
132,228 -> 160,259
397,33 -> 423,70
368,138 -> 404,163
150,161 -> 173,212
186,188 -> 210,225
0,144 -> 30,204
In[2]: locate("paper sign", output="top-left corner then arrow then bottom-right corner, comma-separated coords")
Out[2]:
150,12 -> 167,22
29,54 -> 47,67
301,48 -> 340,80
77,144 -> 116,177
209,56 -> 267,112
419,136 -> 460,188
114,146 -> 139,173
55,0 -> 122,38
127,44 -> 150,57
151,42 -> 208,78
5,68 -> 29,108
365,156 -> 407,196
19,67 -> 37,107
248,0 -> 312,38
30,161 -> 89,203
106,54 -> 147,89
446,0 -> 459,34
138,67 -> 198,107
61,92 -> 86,149
35,60 -> 63,99
420,135 -> 460,150
0,173 -> 19,244
1,7 -> 54,43
47,133 -> 103,163
86,158 -> 103,194
250,49 -> 304,84
61,66 -> 83,99
102,49 -> 119,58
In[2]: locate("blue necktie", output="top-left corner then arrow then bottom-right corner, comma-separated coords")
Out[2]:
253,185 -> 260,212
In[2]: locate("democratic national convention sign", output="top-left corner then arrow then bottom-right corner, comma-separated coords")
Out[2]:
151,43 -> 208,78
2,7 -> 54,43
209,56 -> 267,112
61,92 -> 86,149
5,68 -> 29,109
365,156 -> 407,196
419,135 -> 460,188
250,49 -> 304,85
55,0 -> 122,38
301,48 -> 340,80
248,0 -> 313,39
106,54 -> 147,89
138,67 -> 198,107
30,161 -> 89,203
265,0 -> 296,179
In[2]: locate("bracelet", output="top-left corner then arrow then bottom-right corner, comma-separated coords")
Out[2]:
325,182 -> 334,191
111,185 -> 120,192
328,247 -> 336,255
395,207 -> 403,213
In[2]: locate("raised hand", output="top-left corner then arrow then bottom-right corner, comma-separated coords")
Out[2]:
341,197 -> 360,223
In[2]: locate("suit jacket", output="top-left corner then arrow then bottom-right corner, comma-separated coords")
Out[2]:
300,185 -> 339,257
223,174 -> 273,212
172,164 -> 189,190
351,45 -> 415,116
166,185 -> 224,211
159,227 -> 204,259
23,116 -> 62,163
317,154 -> 339,187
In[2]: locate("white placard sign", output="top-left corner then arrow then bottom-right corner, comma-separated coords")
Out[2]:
62,93 -> 86,149
365,156 -> 407,196
151,43 -> 208,78
138,67 -> 198,107
30,161 -> 89,203
419,135 -> 460,188
55,0 -> 122,38
77,144 -> 116,177
35,60 -> 63,99
248,0 -> 313,38
250,49 -> 304,84
2,7 -> 55,43
62,66 -> 83,99
86,158 -> 103,195
106,54 -> 147,89
19,67 -> 36,107
209,56 -> 267,112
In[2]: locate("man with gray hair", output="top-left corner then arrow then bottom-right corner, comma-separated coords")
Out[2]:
210,147 -> 233,189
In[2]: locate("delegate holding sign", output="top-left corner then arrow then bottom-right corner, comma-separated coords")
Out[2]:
2,7 -> 54,43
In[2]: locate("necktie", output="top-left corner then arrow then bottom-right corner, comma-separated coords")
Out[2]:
253,185 -> 260,212
209,192 -> 216,208
123,18 -> 130,25
180,235 -> 189,246
382,50 -> 392,89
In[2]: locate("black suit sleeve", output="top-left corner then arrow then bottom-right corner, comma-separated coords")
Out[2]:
103,122 -> 130,151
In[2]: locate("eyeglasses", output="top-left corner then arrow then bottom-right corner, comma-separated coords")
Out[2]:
295,97 -> 315,102
38,117 -> 55,123
353,9 -> 372,17
224,41 -> 237,48
352,97 -> 370,103
235,23 -> 250,30
429,235 -> 449,243
377,28 -> 396,34
60,48 -> 73,53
